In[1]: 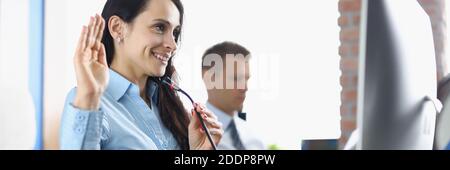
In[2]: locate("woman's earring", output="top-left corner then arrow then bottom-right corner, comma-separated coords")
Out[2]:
117,37 -> 122,44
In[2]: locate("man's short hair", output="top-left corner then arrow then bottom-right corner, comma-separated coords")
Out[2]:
202,41 -> 251,71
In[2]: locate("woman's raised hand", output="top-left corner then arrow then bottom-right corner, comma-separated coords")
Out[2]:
73,14 -> 109,110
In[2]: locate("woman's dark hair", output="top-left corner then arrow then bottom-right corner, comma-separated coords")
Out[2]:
101,0 -> 190,149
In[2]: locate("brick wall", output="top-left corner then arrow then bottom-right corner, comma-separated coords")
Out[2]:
338,0 -> 361,149
338,0 -> 447,149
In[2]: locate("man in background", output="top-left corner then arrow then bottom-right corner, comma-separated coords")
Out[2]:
201,41 -> 265,150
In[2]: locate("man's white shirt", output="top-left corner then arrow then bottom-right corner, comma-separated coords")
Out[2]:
206,102 -> 265,150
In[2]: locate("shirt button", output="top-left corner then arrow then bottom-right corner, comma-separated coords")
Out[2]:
76,115 -> 85,121
75,127 -> 84,134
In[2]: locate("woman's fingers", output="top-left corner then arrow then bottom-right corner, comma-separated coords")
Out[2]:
195,103 -> 217,120
74,14 -> 107,66
92,15 -> 104,62
191,103 -> 223,140
193,103 -> 222,133
85,16 -> 93,48
87,16 -> 96,48
75,26 -> 88,59
98,44 -> 108,66
209,127 -> 223,145
208,128 -> 223,136
92,14 -> 102,51
93,15 -> 101,43
77,14 -> 105,63
96,14 -> 105,44
190,109 -> 201,129
92,49 -> 99,62
203,117 -> 222,129
203,110 -> 217,120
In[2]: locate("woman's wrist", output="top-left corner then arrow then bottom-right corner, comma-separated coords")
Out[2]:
73,91 -> 101,111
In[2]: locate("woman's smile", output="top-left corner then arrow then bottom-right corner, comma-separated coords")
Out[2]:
151,51 -> 170,65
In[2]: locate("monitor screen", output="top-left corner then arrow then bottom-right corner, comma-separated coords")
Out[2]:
357,0 -> 438,150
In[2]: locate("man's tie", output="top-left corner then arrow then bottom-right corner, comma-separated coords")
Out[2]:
229,119 -> 245,150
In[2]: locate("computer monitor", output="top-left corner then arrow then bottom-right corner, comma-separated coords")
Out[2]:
436,76 -> 450,150
437,93 -> 450,150
356,0 -> 439,150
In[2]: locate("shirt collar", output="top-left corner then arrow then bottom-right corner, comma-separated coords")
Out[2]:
146,78 -> 159,104
106,69 -> 159,102
206,102 -> 237,129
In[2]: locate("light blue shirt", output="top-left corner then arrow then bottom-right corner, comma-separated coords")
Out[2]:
60,69 -> 179,150
206,102 -> 266,150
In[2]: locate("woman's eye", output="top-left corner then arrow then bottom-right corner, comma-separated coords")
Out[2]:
173,28 -> 181,38
173,31 -> 179,38
154,24 -> 165,33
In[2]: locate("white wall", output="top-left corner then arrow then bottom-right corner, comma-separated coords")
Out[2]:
0,0 -> 36,149
44,0 -> 106,149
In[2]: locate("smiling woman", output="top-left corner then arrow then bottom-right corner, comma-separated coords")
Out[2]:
59,0 -> 223,150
